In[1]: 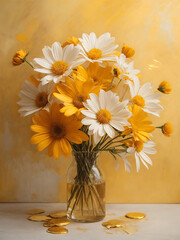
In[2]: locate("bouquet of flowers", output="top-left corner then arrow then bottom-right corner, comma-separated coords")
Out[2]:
13,32 -> 172,222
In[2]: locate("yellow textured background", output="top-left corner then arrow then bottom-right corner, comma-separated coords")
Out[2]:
0,0 -> 180,203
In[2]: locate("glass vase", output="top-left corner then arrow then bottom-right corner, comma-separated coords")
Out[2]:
67,151 -> 105,222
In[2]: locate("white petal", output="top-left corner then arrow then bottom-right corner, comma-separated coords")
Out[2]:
110,120 -> 124,131
34,68 -> 52,74
52,42 -> 62,61
81,110 -> 96,119
98,124 -> 105,136
81,118 -> 96,125
139,152 -> 153,165
135,152 -> 140,172
33,58 -> 51,69
42,46 -> 54,64
103,124 -> 115,138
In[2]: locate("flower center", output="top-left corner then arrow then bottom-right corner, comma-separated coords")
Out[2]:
134,141 -> 144,152
131,95 -> 145,108
113,65 -> 121,77
87,48 -> 102,60
51,124 -> 66,139
73,95 -> 86,109
51,61 -> 68,75
96,109 -> 112,124
35,92 -> 48,108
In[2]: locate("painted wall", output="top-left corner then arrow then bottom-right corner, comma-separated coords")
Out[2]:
0,0 -> 180,203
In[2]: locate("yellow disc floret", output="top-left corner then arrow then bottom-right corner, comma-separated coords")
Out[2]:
51,61 -> 68,75
134,141 -> 144,152
35,92 -> 48,108
87,48 -> 102,60
73,95 -> 86,109
96,109 -> 112,124
132,95 -> 145,108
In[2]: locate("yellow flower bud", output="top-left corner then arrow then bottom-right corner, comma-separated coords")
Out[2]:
158,81 -> 172,94
62,36 -> 80,48
12,50 -> 27,65
162,122 -> 173,137
122,44 -> 135,58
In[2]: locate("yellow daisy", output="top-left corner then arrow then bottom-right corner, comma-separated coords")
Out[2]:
74,63 -> 113,90
30,103 -> 88,159
128,104 -> 155,142
53,77 -> 100,117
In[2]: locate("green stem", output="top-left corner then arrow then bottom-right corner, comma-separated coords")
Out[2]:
23,58 -> 34,68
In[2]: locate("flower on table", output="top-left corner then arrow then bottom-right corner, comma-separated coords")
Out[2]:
30,103 -> 88,159
131,83 -> 163,117
33,42 -> 83,85
78,32 -> 118,66
81,89 -> 131,143
17,78 -> 54,117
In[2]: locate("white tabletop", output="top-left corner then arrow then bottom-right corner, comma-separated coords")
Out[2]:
0,203 -> 179,240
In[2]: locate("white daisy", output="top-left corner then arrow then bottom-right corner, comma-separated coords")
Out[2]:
78,32 -> 118,66
18,80 -> 54,117
131,83 -> 163,116
33,42 -> 83,84
114,54 -> 140,96
128,140 -> 156,172
81,90 -> 131,143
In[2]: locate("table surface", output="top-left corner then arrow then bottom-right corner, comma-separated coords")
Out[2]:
0,203 -> 179,240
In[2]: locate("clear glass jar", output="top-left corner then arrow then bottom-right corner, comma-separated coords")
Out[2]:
67,151 -> 105,222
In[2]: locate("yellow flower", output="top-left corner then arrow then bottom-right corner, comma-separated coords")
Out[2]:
62,36 -> 80,47
162,122 -> 173,137
158,81 -> 172,94
53,77 -> 100,117
12,50 -> 27,65
30,103 -> 88,159
128,104 -> 155,142
74,63 -> 113,91
122,44 -> 135,58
